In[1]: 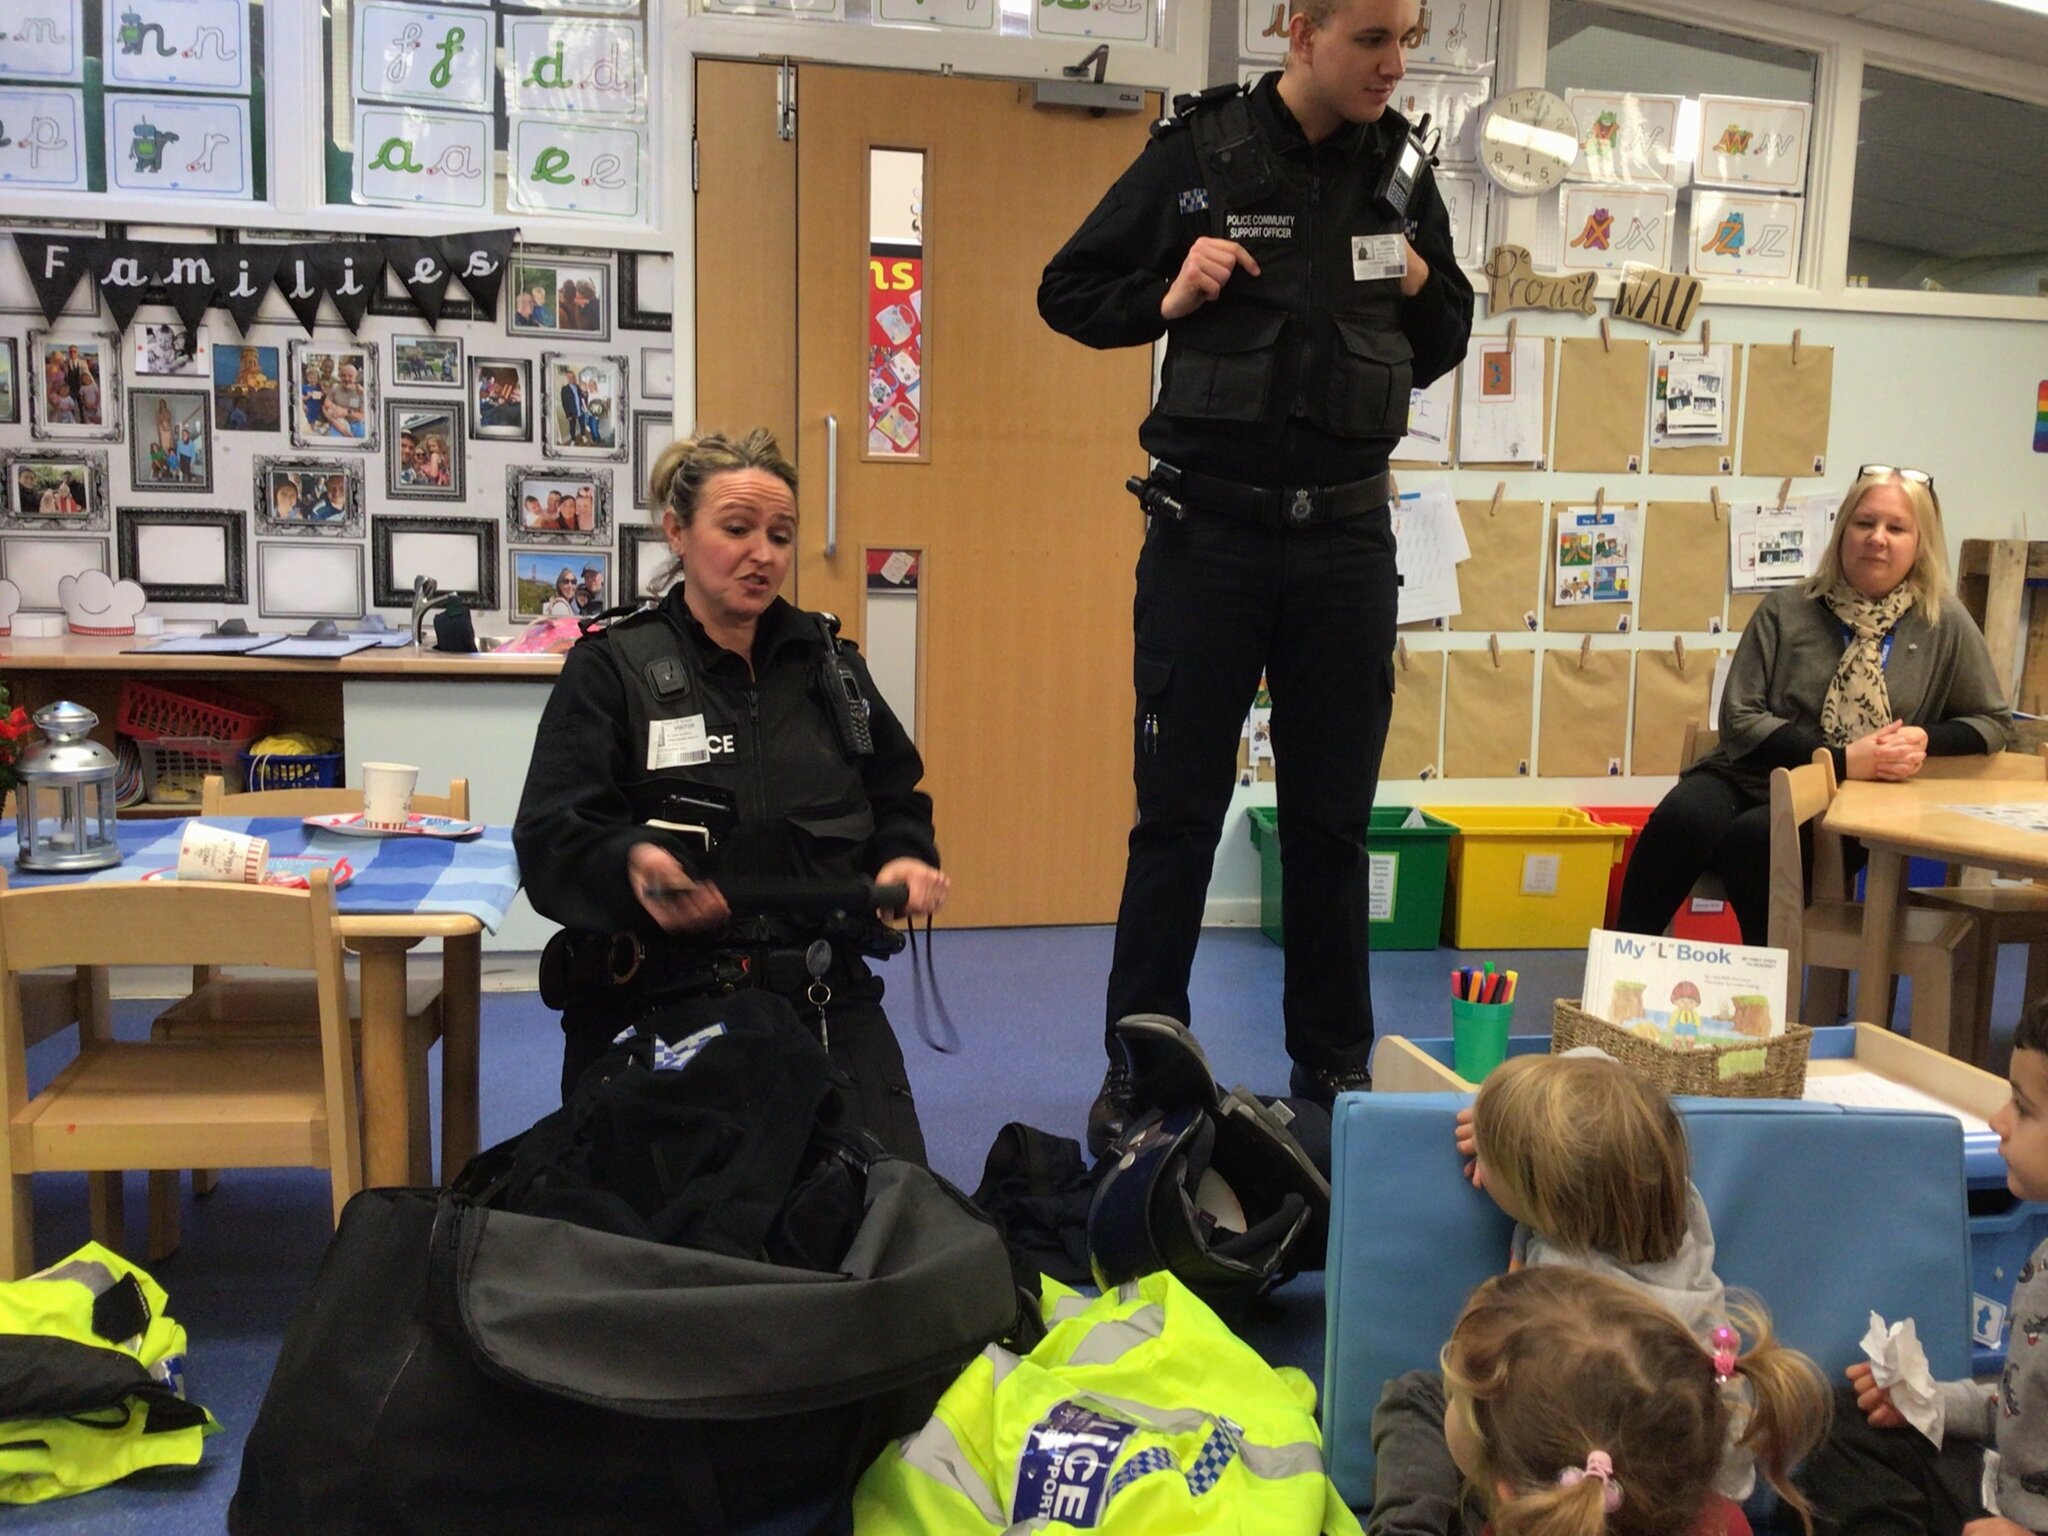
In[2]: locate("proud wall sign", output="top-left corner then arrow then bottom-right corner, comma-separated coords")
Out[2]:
7,229 -> 518,337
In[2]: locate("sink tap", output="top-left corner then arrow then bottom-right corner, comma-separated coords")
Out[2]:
411,575 -> 465,647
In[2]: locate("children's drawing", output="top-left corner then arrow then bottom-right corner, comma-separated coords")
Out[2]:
1693,95 -> 1811,193
1689,190 -> 1802,283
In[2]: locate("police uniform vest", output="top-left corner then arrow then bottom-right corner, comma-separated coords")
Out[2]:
854,1272 -> 1364,1534
598,599 -> 877,889
0,1244 -> 217,1504
1154,90 -> 1414,445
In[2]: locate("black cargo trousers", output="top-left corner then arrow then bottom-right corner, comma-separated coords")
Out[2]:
1103,496 -> 1399,1078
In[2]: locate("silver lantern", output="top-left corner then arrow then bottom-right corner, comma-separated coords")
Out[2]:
15,701 -> 121,872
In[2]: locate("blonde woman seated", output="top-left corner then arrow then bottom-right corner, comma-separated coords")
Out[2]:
1617,466 -> 2009,945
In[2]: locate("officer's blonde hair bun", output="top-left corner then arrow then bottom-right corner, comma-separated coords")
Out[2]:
651,429 -> 799,527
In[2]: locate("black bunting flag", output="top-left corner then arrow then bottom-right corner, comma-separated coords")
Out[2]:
12,234 -> 103,326
91,244 -> 158,333
274,252 -> 327,335
437,228 -> 514,321
308,244 -> 385,334
219,244 -> 283,336
154,244 -> 222,337
387,237 -> 453,329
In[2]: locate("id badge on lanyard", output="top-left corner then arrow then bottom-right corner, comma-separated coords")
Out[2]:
1840,624 -> 1895,671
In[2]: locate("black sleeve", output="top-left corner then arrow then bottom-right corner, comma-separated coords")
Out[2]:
1926,720 -> 1991,757
846,647 -> 941,873
1037,134 -> 1196,351
1399,164 -> 1474,389
1737,721 -> 1843,783
512,641 -> 679,936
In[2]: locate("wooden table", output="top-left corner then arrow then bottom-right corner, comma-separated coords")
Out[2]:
1824,779 -> 2048,1031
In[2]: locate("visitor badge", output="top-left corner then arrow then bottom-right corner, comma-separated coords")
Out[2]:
1351,233 -> 1406,282
648,714 -> 710,769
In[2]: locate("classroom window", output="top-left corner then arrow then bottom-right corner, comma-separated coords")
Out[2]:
1849,69 -> 2048,299
323,0 -> 655,227
1543,1 -> 1818,284
0,2 -> 270,203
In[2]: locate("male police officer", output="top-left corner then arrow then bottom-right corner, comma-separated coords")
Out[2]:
1038,0 -> 1472,1149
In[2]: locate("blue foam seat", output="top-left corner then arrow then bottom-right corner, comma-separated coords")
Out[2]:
1321,1091 -> 1973,1508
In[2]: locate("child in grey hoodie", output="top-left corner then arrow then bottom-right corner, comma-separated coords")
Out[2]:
1802,997 -> 2048,1536
1370,1052 -> 1756,1535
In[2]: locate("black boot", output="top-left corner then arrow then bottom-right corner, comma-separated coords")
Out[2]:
1086,1060 -> 1136,1161
1288,1061 -> 1372,1109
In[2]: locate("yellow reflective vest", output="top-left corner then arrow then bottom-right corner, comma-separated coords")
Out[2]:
0,1243 -> 218,1504
855,1273 -> 1364,1534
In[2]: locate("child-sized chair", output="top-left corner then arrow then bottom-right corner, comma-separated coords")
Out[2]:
1321,1091 -> 1972,1510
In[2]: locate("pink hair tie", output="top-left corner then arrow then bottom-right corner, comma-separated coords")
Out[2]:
1711,1324 -> 1739,1383
1558,1450 -> 1624,1512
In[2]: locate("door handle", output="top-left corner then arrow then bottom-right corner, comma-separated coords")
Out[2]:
824,413 -> 840,558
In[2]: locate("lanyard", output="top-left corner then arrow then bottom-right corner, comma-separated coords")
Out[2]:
1838,623 -> 1894,671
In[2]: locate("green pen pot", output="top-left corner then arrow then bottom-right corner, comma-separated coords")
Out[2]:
1451,997 -> 1515,1083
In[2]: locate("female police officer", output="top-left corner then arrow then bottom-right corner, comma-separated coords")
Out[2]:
512,429 -> 948,1161
1039,0 -> 1472,1149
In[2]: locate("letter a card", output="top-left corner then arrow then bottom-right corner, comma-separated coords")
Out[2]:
354,106 -> 492,210
354,2 -> 494,113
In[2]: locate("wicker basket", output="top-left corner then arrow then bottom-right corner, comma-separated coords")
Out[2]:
1551,999 -> 1812,1099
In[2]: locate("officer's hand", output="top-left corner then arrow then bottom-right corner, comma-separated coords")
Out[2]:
1161,238 -> 1262,322
1399,237 -> 1430,298
627,842 -> 731,933
876,857 -> 950,919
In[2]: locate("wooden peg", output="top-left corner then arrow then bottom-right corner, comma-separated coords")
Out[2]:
1699,319 -> 1712,358
1579,633 -> 1592,669
1489,634 -> 1502,669
1388,471 -> 1401,501
1490,481 -> 1505,516
1506,317 -> 1518,346
1594,486 -> 1606,515
1600,318 -> 1611,353
1397,636 -> 1409,671
1674,635 -> 1688,677
1792,328 -> 1803,364
1709,486 -> 1722,519
1777,477 -> 1792,513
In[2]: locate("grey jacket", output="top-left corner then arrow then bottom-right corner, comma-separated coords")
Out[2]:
1516,1185 -> 1756,1501
1701,585 -> 2010,800
1938,1233 -> 2048,1528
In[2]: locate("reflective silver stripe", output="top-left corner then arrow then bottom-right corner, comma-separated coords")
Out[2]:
897,1415 -> 1007,1526
1074,1390 -> 1213,1435
27,1257 -> 117,1294
1065,1305 -> 1166,1367
1239,1438 -> 1326,1481
1072,1392 -> 1328,1485
1047,1294 -> 1093,1325
985,1344 -> 1021,1389
1116,1280 -> 1142,1304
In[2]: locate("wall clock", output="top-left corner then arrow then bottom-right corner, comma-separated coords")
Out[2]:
1477,87 -> 1579,196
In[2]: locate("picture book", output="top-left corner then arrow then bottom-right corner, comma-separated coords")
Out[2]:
1580,928 -> 1790,1051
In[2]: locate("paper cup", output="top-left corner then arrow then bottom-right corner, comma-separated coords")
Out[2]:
179,821 -> 269,884
362,762 -> 420,829
1451,998 -> 1515,1083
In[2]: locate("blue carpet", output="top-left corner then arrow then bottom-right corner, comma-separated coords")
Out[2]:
3,930 -> 2018,1530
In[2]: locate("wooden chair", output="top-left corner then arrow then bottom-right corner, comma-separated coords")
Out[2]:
1906,746 -> 2048,1065
146,776 -> 470,1252
1767,752 -> 1981,1050
0,872 -> 361,1280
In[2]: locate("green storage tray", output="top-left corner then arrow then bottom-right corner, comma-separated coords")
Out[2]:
1246,806 -> 1459,950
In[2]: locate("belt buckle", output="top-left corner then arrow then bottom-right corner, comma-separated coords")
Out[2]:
1287,487 -> 1315,526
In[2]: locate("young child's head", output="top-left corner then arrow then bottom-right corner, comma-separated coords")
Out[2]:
1992,998 -> 2048,1202
1442,1267 -> 1828,1536
1471,1053 -> 1689,1265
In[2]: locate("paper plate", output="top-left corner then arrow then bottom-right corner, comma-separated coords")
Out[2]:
142,856 -> 355,890
302,812 -> 484,839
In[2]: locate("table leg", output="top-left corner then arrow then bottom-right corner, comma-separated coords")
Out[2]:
440,930 -> 482,1182
353,938 -> 417,1189
1856,847 -> 1905,1028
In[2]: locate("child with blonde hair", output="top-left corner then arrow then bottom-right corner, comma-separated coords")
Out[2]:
1438,1267 -> 1829,1536
1371,1053 -> 1761,1534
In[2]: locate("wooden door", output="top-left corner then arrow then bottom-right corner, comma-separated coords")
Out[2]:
698,61 -> 1158,927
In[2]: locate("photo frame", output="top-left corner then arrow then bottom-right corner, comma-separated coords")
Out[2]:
212,341 -> 282,432
506,464 -> 613,547
371,514 -> 500,609
393,333 -> 464,389
639,345 -> 673,401
2,448 -> 108,531
117,507 -> 248,604
0,336 -> 16,423
287,338 -> 381,450
511,548 -> 613,622
257,540 -> 366,620
619,524 -> 671,602
506,250 -> 613,341
0,534 -> 108,610
540,351 -> 629,461
617,251 -> 673,332
253,454 -> 365,537
634,411 -> 671,509
468,356 -> 532,442
132,322 -> 209,377
385,399 -> 468,502
27,330 -> 122,441
127,387 -> 215,494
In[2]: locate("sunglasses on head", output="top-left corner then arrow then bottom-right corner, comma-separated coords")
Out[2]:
1858,464 -> 1935,492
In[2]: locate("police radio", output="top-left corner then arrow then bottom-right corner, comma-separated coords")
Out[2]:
815,614 -> 875,759
1372,112 -> 1440,221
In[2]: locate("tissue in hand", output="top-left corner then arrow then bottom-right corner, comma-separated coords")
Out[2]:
1862,1312 -> 1944,1446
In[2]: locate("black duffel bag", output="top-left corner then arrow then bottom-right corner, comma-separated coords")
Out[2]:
230,999 -> 1018,1536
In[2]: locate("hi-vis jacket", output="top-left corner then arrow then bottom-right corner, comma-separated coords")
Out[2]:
854,1272 -> 1364,1534
0,1243 -> 218,1504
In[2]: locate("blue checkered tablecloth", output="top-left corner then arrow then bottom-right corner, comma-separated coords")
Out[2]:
1,818 -> 523,933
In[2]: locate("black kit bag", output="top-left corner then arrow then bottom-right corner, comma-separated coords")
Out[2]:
230,995 -> 1019,1536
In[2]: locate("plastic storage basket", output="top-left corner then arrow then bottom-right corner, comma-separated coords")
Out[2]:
117,679 -> 274,743
241,749 -> 344,792
139,735 -> 257,806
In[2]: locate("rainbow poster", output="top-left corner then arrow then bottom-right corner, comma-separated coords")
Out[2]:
2037,381 -> 2048,453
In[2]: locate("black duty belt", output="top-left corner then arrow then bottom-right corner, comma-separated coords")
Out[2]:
1167,465 -> 1394,529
